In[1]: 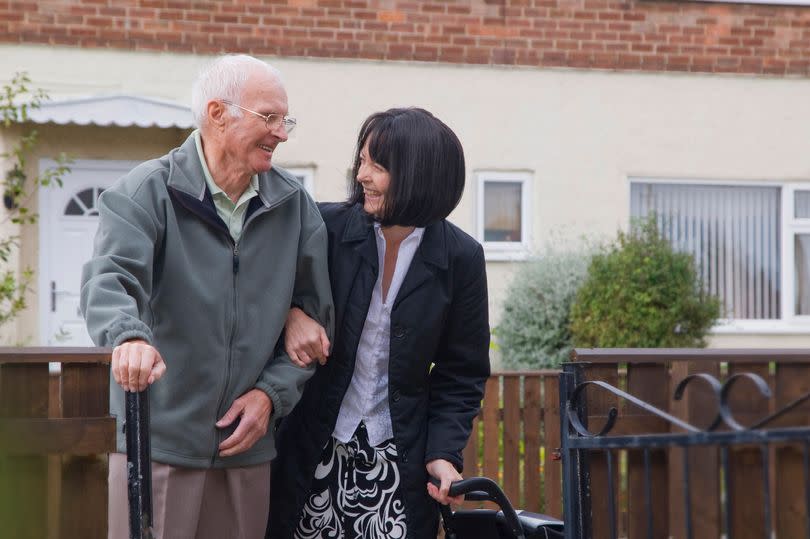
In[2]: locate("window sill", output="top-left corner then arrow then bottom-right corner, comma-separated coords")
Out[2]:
711,320 -> 810,335
484,249 -> 531,262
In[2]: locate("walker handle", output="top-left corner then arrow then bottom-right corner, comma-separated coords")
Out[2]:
429,476 -> 525,539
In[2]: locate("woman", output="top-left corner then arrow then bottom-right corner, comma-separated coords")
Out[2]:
269,108 -> 490,539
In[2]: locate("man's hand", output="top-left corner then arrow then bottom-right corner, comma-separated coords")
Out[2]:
216,389 -> 273,457
112,339 -> 167,392
285,307 -> 330,367
426,458 -> 464,506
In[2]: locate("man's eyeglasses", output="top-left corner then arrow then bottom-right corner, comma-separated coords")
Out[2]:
220,100 -> 297,134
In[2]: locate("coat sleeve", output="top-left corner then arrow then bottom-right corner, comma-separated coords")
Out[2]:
80,184 -> 161,348
425,242 -> 491,471
254,197 -> 334,419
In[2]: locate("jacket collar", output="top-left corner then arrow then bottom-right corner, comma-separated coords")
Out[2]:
341,203 -> 449,271
166,132 -> 298,210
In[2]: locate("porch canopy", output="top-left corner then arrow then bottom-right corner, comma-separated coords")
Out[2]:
25,94 -> 194,129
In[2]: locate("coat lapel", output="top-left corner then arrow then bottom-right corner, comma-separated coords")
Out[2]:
393,221 -> 449,310
334,206 -> 378,326
342,207 -> 379,271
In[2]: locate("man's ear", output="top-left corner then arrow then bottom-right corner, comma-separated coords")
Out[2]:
208,100 -> 228,130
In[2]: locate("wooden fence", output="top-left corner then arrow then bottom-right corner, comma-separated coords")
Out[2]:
3,348 -> 809,538
0,347 -> 113,539
460,370 -> 564,517
465,350 -> 810,539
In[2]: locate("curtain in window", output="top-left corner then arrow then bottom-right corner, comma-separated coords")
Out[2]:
484,182 -> 522,242
631,183 -> 781,320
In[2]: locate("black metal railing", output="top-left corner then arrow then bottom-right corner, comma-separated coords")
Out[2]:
560,362 -> 810,539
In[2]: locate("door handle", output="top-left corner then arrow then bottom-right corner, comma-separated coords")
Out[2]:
51,281 -> 56,312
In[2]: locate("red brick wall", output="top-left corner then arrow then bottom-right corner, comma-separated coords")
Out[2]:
2,0 -> 810,76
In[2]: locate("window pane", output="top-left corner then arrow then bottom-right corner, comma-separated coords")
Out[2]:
796,234 -> 810,315
64,187 -> 104,217
795,191 -> 810,218
64,199 -> 83,216
76,188 -> 94,210
631,183 -> 781,320
484,181 -> 521,242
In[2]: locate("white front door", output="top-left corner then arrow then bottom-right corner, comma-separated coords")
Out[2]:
39,159 -> 138,346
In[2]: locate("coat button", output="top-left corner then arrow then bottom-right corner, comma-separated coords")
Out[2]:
401,450 -> 408,463
392,389 -> 401,402
392,325 -> 406,338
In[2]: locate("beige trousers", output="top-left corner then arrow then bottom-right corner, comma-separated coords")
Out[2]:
108,453 -> 271,539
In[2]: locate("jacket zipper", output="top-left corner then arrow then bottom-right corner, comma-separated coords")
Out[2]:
212,239 -> 240,465
208,193 -> 286,464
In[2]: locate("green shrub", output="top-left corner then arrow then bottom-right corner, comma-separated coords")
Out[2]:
570,216 -> 720,348
497,247 -> 593,369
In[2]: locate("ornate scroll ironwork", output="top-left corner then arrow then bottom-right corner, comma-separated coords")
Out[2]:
565,370 -> 785,437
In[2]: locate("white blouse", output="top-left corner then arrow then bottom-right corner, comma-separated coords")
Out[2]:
332,222 -> 425,446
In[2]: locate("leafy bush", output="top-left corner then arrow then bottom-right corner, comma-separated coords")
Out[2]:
497,247 -> 593,369
570,216 -> 720,348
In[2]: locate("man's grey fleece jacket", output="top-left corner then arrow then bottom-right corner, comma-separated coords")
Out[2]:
80,134 -> 334,468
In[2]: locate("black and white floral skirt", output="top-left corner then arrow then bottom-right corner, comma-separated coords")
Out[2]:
294,423 -> 408,539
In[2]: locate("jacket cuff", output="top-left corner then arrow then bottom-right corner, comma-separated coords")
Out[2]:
111,328 -> 153,348
424,452 -> 464,473
255,381 -> 283,422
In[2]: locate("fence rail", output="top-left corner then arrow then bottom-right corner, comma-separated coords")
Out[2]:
0,347 -> 113,539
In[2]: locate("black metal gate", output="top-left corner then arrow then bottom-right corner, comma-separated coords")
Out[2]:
559,362 -> 810,539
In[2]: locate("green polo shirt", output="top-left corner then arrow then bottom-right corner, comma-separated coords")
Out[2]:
193,130 -> 259,242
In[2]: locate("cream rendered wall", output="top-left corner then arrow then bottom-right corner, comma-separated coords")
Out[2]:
2,44 -> 810,347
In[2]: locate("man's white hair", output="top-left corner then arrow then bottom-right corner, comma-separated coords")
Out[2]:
190,54 -> 283,128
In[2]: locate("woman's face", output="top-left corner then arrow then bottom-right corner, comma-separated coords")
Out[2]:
356,138 -> 391,218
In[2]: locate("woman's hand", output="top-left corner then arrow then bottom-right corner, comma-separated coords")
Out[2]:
285,307 -> 330,367
426,459 -> 463,506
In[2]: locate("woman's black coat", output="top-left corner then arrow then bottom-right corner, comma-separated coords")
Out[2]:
268,202 -> 491,539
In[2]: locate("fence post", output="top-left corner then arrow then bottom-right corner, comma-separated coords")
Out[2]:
59,362 -> 110,539
561,362 -> 591,539
543,373 -> 562,518
0,348 -> 114,539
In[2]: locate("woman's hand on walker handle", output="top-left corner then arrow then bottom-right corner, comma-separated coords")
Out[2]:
427,459 -> 464,506
285,307 -> 331,367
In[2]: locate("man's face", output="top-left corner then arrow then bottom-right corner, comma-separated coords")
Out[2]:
223,70 -> 290,175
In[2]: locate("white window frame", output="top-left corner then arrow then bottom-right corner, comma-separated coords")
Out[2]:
281,165 -> 315,196
476,170 -> 532,261
780,183 -> 810,327
630,177 -> 810,335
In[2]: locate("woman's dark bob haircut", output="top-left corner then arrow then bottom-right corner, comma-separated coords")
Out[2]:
347,107 -> 465,228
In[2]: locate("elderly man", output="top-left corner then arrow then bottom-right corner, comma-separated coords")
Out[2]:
80,54 -> 333,538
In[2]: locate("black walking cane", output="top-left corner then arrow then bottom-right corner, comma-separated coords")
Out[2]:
125,390 -> 155,539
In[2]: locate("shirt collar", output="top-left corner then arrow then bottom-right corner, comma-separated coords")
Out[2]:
193,129 -> 259,199
373,221 -> 425,242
